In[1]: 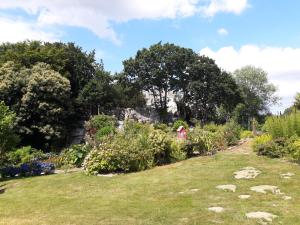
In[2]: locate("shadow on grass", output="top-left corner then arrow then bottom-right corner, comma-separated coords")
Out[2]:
0,172 -> 56,183
0,183 -> 6,194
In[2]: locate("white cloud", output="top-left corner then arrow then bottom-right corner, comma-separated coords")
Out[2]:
0,0 -> 249,44
0,17 -> 59,43
200,45 -> 300,112
204,0 -> 249,17
217,28 -> 228,36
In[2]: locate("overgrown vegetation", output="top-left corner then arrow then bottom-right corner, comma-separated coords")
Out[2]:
252,110 -> 300,161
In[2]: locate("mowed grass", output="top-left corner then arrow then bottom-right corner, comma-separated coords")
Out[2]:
0,142 -> 299,225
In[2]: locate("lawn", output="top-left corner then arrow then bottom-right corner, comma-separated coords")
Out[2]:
0,142 -> 299,225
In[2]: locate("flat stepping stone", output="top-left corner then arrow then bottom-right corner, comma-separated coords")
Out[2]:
97,173 -> 116,177
239,194 -> 251,199
280,172 -> 295,179
216,184 -> 236,192
208,207 -> 224,213
246,211 -> 277,223
190,189 -> 199,192
234,167 -> 261,179
282,195 -> 292,200
250,185 -> 281,194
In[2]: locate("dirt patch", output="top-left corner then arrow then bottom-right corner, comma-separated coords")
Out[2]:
208,207 -> 224,213
280,172 -> 295,179
238,194 -> 251,199
246,211 -> 277,223
234,167 -> 261,179
216,184 -> 236,192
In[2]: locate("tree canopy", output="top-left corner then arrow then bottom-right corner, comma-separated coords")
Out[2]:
233,65 -> 278,126
123,42 -> 243,122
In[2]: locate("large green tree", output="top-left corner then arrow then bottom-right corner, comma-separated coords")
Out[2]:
78,70 -> 116,115
0,41 -> 96,97
233,65 -> 278,127
0,62 -> 71,149
185,56 -> 242,123
123,42 -> 196,120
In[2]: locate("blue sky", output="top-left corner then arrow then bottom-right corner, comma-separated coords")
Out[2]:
0,0 -> 299,113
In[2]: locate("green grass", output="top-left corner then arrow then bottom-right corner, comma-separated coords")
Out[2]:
0,142 -> 299,225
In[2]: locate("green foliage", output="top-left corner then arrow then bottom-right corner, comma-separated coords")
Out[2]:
169,140 -> 187,162
255,140 -> 284,158
123,42 -> 196,120
123,43 -> 242,122
288,138 -> 300,161
148,129 -> 172,165
83,133 -> 154,174
240,130 -> 254,139
77,70 -> 117,114
83,122 -> 187,175
123,120 -> 151,138
0,41 -> 115,150
95,126 -> 115,140
252,134 -> 273,152
0,101 -> 19,154
153,123 -> 171,132
7,146 -> 44,165
233,66 -> 278,125
294,93 -> 300,110
172,119 -> 188,131
186,126 -> 217,156
263,113 -> 300,139
85,114 -> 117,146
58,144 -> 91,168
203,123 -> 219,133
88,114 -> 117,131
221,120 -> 242,146
20,63 -> 71,144
187,64 -> 243,123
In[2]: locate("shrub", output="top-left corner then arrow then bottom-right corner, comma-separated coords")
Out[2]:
263,112 -> 300,138
287,138 -> 300,161
83,133 -> 154,174
124,120 -> 151,137
221,120 -> 242,146
213,130 -> 228,151
203,123 -> 219,133
0,162 -> 55,178
95,126 -> 115,140
186,126 -> 217,156
85,114 -> 116,137
58,144 -> 91,168
153,123 -> 171,132
148,129 -> 172,165
172,119 -> 188,131
7,146 -> 44,166
169,139 -> 187,162
255,140 -> 283,158
252,134 -> 273,152
240,130 -> 254,139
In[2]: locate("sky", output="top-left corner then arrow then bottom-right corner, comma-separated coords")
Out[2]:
0,0 -> 299,113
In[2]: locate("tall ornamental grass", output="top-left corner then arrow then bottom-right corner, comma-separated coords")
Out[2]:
263,112 -> 300,138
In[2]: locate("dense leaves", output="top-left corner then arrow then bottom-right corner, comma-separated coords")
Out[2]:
234,66 -> 278,127
123,42 -> 243,122
0,101 -> 19,155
